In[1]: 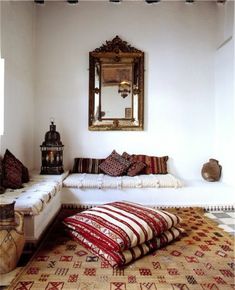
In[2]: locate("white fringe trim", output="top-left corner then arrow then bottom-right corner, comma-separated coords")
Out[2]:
61,203 -> 235,212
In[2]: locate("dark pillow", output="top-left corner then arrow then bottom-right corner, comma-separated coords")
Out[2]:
132,154 -> 168,174
72,158 -> 104,174
2,149 -> 29,189
99,150 -> 131,176
122,151 -> 132,160
0,156 -> 5,194
127,161 -> 146,177
22,166 -> 29,183
2,150 -> 23,189
122,152 -> 146,176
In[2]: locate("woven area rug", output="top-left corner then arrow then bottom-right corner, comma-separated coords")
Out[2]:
7,207 -> 235,290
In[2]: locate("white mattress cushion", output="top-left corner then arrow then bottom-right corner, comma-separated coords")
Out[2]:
63,173 -> 182,189
0,178 -> 62,215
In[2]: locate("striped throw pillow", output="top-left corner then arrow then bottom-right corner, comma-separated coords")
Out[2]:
132,155 -> 169,174
72,158 -> 104,174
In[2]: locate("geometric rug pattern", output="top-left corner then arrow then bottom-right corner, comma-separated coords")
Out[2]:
6,207 -> 235,290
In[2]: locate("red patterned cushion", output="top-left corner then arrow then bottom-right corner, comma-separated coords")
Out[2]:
99,150 -> 131,176
22,166 -> 29,183
127,161 -> 146,176
72,158 -> 104,174
122,151 -> 132,160
68,226 -> 183,268
2,149 -> 29,189
63,201 -> 181,252
122,152 -> 146,176
0,156 -> 5,193
132,155 -> 168,174
2,150 -> 23,189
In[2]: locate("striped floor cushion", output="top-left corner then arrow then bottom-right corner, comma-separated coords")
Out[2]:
67,226 -> 183,268
63,201 -> 182,252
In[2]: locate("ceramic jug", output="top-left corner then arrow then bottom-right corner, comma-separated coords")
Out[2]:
0,201 -> 25,274
201,159 -> 222,182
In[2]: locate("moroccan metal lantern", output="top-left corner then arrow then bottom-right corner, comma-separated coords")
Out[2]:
40,119 -> 64,175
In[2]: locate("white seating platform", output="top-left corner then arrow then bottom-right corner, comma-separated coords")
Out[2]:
61,177 -> 235,211
1,172 -> 234,245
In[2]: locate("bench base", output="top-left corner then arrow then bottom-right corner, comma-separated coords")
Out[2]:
61,179 -> 235,211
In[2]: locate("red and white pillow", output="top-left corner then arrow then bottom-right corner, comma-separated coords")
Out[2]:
63,201 -> 183,267
68,226 -> 183,268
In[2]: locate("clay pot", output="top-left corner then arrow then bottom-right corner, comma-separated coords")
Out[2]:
0,201 -> 25,274
201,159 -> 222,182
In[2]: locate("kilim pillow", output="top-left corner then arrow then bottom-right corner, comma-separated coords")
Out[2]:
2,149 -> 29,189
132,154 -> 169,174
127,161 -> 146,176
2,150 -> 23,189
63,201 -> 181,252
122,152 -> 146,176
67,226 -> 183,268
72,158 -> 105,174
0,156 -> 5,194
22,166 -> 30,183
99,150 -> 131,177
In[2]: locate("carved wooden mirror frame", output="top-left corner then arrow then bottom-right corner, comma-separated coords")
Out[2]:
89,36 -> 144,131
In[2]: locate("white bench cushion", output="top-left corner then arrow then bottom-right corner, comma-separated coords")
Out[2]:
0,174 -> 64,215
63,173 -> 182,189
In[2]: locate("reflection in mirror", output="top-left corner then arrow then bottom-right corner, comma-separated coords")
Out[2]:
89,36 -> 144,130
101,63 -> 132,119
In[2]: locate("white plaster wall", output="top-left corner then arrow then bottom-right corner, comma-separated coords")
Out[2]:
214,0 -> 235,186
214,39 -> 234,186
217,0 -> 234,44
0,1 -> 35,169
34,1 -> 218,180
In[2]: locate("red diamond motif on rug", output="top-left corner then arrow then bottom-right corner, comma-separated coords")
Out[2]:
45,281 -> 64,290
13,281 -> 34,290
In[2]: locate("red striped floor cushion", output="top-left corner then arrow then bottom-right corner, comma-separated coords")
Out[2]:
67,226 -> 183,268
63,201 -> 181,252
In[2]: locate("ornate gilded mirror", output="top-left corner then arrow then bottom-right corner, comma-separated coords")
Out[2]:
89,36 -> 144,131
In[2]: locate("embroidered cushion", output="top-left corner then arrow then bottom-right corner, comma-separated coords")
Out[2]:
67,226 -> 183,268
63,201 -> 181,252
99,150 -> 131,177
0,156 -> 5,193
132,155 -> 168,174
122,152 -> 146,176
2,150 -> 23,189
72,158 -> 104,174
2,149 -> 29,189
127,161 -> 146,176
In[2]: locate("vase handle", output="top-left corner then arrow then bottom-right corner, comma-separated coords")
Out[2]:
15,211 -> 24,234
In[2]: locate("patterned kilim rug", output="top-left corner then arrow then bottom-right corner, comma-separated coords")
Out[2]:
7,207 -> 235,290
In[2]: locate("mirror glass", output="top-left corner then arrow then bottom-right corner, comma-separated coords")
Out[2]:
89,36 -> 144,131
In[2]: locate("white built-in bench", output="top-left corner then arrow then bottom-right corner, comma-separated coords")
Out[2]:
61,173 -> 235,211
0,171 -> 69,245
0,172 -> 234,245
